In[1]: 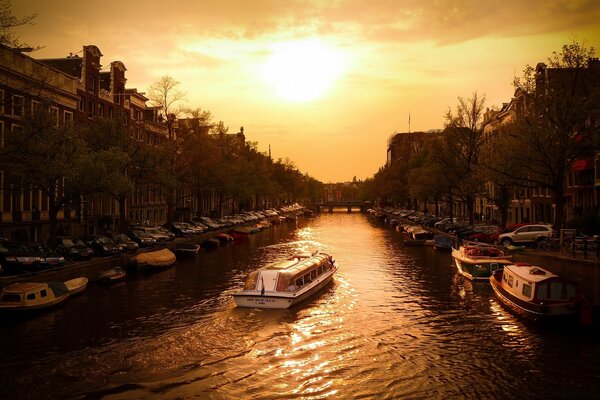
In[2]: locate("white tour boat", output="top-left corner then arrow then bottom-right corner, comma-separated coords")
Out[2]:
233,252 -> 338,309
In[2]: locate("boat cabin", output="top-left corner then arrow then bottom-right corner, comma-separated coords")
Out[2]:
0,282 -> 67,307
243,253 -> 334,293
501,264 -> 577,303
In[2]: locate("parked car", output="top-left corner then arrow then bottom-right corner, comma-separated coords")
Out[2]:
56,237 -> 94,261
26,243 -> 66,270
131,227 -> 171,242
197,217 -> 223,230
104,232 -> 139,252
156,226 -> 176,241
0,241 -> 40,275
497,224 -> 554,246
126,229 -> 156,247
467,226 -> 501,243
81,235 -> 121,256
164,222 -> 196,237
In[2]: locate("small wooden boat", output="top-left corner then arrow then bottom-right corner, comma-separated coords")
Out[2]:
98,267 -> 126,283
404,228 -> 434,246
233,251 -> 338,309
432,235 -> 453,251
64,277 -> 88,295
201,238 -> 220,249
229,226 -> 259,240
255,220 -> 272,230
490,263 -> 584,320
174,243 -> 200,256
130,248 -> 176,271
215,233 -> 234,243
0,281 -> 70,311
451,244 -> 513,281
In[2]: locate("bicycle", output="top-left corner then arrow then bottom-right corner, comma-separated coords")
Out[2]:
537,237 -> 560,251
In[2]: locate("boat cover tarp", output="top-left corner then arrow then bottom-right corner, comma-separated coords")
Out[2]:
48,281 -> 69,297
132,248 -> 176,266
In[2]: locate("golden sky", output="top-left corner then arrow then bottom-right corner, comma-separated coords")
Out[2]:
13,0 -> 600,182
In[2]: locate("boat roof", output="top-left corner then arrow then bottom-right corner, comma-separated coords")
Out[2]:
505,263 -> 558,283
263,253 -> 330,275
2,282 -> 47,293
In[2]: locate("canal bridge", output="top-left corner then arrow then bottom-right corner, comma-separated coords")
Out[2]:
316,201 -> 366,213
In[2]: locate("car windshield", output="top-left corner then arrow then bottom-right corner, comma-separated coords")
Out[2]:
61,239 -> 75,246
97,236 -> 111,244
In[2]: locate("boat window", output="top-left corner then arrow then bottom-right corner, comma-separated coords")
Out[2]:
1,294 -> 21,302
503,272 -> 507,283
277,274 -> 292,291
40,289 -> 47,297
507,275 -> 514,287
522,283 -> 532,298
295,278 -> 303,287
537,283 -> 548,300
243,271 -> 259,290
27,293 -> 36,300
566,284 -> 576,299
550,282 -> 566,300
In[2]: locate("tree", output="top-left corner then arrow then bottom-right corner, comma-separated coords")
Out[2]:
0,0 -> 39,50
147,75 -> 186,140
434,92 -> 489,223
0,103 -> 87,245
147,76 -> 187,223
497,40 -> 599,228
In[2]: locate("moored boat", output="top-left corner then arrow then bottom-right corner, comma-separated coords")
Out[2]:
432,235 -> 453,251
404,228 -> 434,246
130,248 -> 176,271
64,277 -> 88,295
489,263 -> 583,320
201,238 -> 220,249
229,226 -> 260,240
452,244 -> 513,281
215,233 -> 234,243
98,267 -> 126,283
0,281 -> 70,311
233,251 -> 338,309
174,243 -> 201,256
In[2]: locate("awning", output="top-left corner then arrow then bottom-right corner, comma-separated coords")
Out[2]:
572,159 -> 594,171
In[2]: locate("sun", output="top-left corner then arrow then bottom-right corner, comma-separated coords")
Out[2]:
261,39 -> 344,102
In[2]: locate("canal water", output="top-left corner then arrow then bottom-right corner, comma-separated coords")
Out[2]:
1,213 -> 600,399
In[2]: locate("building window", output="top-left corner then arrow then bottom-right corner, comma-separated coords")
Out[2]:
31,100 -> 41,115
12,95 -> 24,117
89,75 -> 97,94
0,89 -> 4,114
64,111 -> 73,126
50,106 -> 59,126
88,99 -> 94,118
98,103 -> 104,117
0,121 -> 4,149
79,95 -> 85,111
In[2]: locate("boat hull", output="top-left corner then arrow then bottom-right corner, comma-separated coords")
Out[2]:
65,277 -> 88,295
489,271 -> 579,319
234,272 -> 335,309
98,268 -> 126,283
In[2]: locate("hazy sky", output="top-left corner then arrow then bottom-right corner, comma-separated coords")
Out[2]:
13,1 -> 600,182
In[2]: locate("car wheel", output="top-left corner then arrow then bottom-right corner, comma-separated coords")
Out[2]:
500,238 -> 512,246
